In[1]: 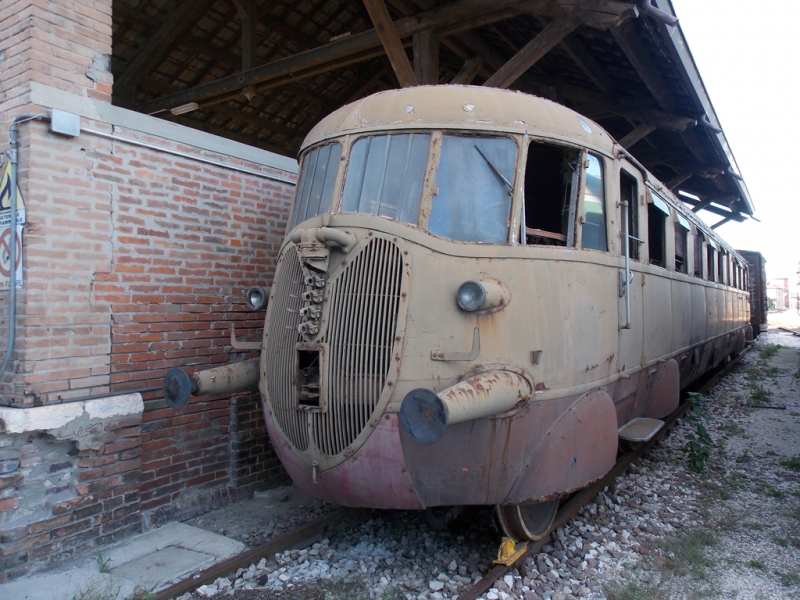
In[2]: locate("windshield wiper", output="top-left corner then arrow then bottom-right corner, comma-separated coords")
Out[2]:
474,145 -> 512,191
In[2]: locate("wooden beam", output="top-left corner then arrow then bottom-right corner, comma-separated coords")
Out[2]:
139,0 -> 529,113
115,0 -> 215,92
610,20 -> 676,112
618,122 -> 657,148
363,0 -> 417,87
559,35 -> 614,95
232,0 -> 257,71
483,18 -> 576,89
666,171 -> 693,190
413,29 -> 439,84
451,56 -> 484,84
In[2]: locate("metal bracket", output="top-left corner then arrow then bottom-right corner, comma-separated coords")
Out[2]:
431,327 -> 480,361
230,324 -> 261,351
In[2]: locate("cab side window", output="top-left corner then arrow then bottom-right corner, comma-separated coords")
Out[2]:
581,154 -> 607,251
523,143 -> 580,246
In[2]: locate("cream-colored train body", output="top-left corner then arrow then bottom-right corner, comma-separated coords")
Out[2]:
259,86 -> 750,531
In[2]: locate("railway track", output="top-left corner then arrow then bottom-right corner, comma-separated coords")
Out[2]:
156,351 -> 746,600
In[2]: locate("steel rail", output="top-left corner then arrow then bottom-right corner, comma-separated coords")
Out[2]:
459,351 -> 747,600
153,507 -> 369,600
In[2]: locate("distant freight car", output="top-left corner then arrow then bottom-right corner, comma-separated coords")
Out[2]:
166,86 -> 752,541
738,250 -> 767,336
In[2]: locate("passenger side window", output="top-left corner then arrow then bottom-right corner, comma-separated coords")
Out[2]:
674,215 -> 689,274
693,230 -> 704,277
707,244 -> 716,282
581,154 -> 607,251
620,171 -> 639,260
718,250 -> 726,284
522,143 -> 580,246
647,193 -> 669,267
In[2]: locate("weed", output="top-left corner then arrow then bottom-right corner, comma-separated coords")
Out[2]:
749,384 -> 771,406
760,484 -> 786,500
760,344 -> 785,360
95,552 -> 112,574
776,570 -> 800,587
779,456 -> 800,471
723,423 -> 746,437
747,558 -> 766,569
774,537 -> 788,548
661,528 -> 717,578
603,580 -> 661,600
743,522 -> 763,531
683,394 -> 713,473
71,576 -> 121,600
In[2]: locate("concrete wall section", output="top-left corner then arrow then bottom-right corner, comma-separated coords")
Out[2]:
0,394 -> 144,581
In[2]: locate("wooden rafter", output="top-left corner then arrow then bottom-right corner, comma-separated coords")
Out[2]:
483,18 -> 576,89
451,57 -> 484,84
618,122 -> 656,149
138,0 -> 535,114
610,20 -> 676,113
115,0 -> 215,92
363,0 -> 417,87
413,29 -> 439,85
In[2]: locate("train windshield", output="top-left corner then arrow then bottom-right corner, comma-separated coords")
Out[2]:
428,135 -> 517,244
341,133 -> 430,224
291,142 -> 342,228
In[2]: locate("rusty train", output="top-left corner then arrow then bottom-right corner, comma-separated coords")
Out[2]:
164,86 -> 752,541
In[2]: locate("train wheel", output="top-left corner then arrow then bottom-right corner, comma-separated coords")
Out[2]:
496,499 -> 558,541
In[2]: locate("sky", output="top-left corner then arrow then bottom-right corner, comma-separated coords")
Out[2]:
670,1 -> 800,282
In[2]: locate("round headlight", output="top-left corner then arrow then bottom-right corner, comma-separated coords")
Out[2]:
457,280 -> 486,312
245,286 -> 268,311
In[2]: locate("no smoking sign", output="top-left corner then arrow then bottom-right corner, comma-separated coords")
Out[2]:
0,225 -> 23,289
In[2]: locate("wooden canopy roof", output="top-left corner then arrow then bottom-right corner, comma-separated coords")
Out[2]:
111,0 -> 754,226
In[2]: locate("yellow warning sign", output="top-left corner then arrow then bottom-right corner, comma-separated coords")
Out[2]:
0,162 -> 25,226
0,163 -> 25,288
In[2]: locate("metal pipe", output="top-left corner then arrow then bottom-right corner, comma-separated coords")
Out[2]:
163,358 -> 260,409
637,1 -> 679,27
81,128 -> 296,186
400,370 -> 532,445
0,114 -> 45,382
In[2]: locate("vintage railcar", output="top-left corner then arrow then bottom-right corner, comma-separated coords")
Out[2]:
166,85 -> 752,540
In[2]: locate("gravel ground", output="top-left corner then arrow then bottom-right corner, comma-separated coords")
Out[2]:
180,318 -> 800,600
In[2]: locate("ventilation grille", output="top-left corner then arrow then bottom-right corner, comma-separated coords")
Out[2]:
264,247 -> 308,451
315,237 -> 403,456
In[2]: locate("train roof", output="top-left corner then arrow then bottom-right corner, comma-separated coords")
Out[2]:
303,86 -> 615,155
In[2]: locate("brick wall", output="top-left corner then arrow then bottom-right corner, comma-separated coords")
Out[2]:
0,0 -> 297,580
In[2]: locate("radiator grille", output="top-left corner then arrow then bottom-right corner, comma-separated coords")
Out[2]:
263,247 -> 308,451
314,238 -> 403,456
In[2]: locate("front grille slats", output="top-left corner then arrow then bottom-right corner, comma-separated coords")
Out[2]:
265,236 -> 404,462
264,248 -> 308,451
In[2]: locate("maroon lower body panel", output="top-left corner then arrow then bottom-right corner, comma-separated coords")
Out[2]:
262,407 -> 424,509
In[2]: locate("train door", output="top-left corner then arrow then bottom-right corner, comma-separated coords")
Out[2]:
617,163 -> 644,374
